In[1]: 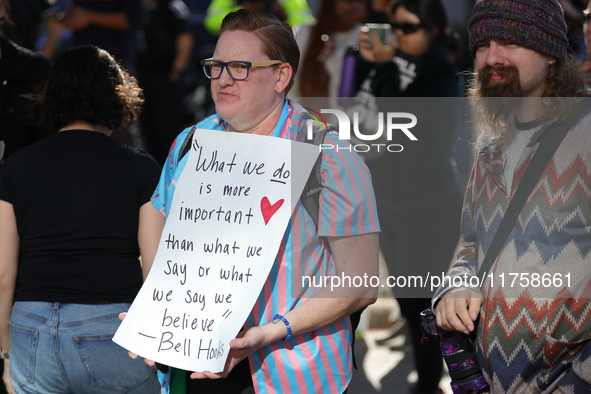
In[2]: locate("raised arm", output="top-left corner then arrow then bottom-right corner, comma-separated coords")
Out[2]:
0,200 -> 19,394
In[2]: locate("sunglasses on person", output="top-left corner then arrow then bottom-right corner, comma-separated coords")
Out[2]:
201,59 -> 282,80
584,10 -> 590,23
391,22 -> 423,35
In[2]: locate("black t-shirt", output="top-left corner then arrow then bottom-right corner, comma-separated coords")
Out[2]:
0,130 -> 161,303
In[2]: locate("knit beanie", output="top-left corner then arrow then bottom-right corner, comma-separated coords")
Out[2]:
468,0 -> 568,60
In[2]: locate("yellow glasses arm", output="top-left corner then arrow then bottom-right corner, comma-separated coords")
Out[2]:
250,60 -> 283,68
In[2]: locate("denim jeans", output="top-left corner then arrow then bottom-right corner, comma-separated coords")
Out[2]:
9,302 -> 159,394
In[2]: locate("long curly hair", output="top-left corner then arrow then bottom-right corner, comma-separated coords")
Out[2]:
392,0 -> 449,46
467,55 -> 589,151
30,46 -> 144,133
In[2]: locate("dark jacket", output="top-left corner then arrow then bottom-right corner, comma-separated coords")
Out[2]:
0,35 -> 51,163
369,45 -> 461,98
361,45 -> 463,214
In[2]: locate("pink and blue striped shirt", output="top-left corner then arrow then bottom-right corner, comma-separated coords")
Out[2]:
151,100 -> 380,393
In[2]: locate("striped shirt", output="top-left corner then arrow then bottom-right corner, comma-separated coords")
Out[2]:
151,99 -> 380,393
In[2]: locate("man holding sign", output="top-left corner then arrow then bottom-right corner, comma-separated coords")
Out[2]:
119,9 -> 380,394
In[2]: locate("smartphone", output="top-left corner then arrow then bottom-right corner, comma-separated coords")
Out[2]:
363,23 -> 391,46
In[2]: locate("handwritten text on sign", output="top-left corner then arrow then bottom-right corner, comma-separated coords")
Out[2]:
113,128 -> 319,372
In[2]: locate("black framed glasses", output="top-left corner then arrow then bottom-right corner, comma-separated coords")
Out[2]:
391,22 -> 423,35
201,59 -> 283,80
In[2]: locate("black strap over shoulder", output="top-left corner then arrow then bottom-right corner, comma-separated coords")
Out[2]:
296,122 -> 333,233
477,98 -> 591,284
178,125 -> 197,163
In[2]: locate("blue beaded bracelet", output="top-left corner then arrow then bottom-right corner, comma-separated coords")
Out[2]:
273,313 -> 292,341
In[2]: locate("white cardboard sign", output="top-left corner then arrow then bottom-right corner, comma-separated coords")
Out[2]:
113,128 -> 319,372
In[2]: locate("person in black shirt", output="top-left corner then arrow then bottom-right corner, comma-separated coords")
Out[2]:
0,45 -> 162,394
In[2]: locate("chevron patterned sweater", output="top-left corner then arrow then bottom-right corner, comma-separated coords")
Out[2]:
433,108 -> 591,394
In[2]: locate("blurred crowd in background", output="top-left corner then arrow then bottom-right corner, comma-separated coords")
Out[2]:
1,1 -> 591,394
2,0 -> 591,166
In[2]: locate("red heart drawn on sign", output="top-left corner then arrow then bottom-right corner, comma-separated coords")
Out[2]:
260,197 -> 285,225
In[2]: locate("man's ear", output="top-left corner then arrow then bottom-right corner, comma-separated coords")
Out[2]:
549,57 -> 556,65
275,63 -> 293,94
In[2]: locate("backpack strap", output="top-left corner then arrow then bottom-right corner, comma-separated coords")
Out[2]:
177,125 -> 197,163
296,122 -> 333,242
477,98 -> 591,284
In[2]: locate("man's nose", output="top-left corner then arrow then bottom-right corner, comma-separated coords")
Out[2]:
486,41 -> 505,67
218,65 -> 234,85
485,41 -> 505,67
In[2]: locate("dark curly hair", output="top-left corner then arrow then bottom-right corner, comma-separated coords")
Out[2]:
30,45 -> 144,132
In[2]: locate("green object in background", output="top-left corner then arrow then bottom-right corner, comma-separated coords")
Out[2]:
170,369 -> 187,394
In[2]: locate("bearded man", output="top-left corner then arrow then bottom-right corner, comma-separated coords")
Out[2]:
432,0 -> 591,393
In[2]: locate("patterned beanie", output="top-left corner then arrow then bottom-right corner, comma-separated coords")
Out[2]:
468,0 -> 568,60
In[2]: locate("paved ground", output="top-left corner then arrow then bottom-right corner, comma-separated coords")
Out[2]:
0,325 -> 452,394
348,325 -> 454,394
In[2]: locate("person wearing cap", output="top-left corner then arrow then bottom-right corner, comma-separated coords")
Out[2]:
432,0 -> 591,393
